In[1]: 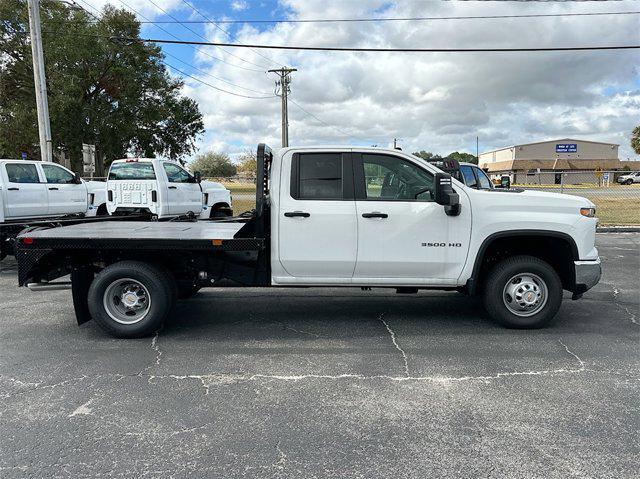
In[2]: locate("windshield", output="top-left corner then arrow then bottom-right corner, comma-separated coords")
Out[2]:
108,162 -> 156,180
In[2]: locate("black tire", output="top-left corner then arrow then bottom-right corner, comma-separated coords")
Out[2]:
88,261 -> 176,338
177,282 -> 201,300
482,255 -> 563,329
210,205 -> 232,218
95,204 -> 108,216
625,179 -> 633,185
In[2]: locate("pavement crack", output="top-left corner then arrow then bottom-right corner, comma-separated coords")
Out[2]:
616,303 -> 639,326
68,399 -> 93,418
151,332 -> 163,366
558,339 -> 586,370
274,443 -> 287,472
379,314 -> 410,377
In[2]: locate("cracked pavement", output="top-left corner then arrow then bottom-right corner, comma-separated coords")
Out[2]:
0,233 -> 638,478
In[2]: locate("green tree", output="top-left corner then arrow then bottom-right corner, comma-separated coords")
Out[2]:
632,126 -> 640,155
190,152 -> 237,178
0,0 -> 203,168
236,150 -> 257,178
413,150 -> 435,160
446,151 -> 478,164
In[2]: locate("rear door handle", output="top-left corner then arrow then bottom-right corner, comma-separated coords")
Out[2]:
168,186 -> 177,189
48,187 -> 59,191
284,211 -> 310,218
362,212 -> 388,218
7,187 -> 19,191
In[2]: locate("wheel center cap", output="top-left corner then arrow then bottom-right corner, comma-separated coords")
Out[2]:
123,292 -> 138,307
524,291 -> 536,303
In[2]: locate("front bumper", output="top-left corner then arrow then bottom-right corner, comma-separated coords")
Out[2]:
573,257 -> 602,297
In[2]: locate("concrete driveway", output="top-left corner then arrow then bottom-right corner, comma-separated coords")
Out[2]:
0,234 -> 638,478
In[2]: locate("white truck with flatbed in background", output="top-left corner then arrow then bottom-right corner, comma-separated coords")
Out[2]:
106,158 -> 232,219
0,159 -> 106,260
15,144 -> 601,337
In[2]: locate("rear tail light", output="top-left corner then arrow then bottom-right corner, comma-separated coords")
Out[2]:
151,190 -> 157,202
22,237 -> 34,245
108,190 -> 113,201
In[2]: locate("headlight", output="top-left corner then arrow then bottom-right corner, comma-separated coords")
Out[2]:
580,207 -> 596,217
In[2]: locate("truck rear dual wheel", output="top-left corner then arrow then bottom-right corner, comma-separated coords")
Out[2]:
483,255 -> 563,329
88,261 -> 176,338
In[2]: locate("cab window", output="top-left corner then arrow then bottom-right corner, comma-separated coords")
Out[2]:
42,164 -> 75,184
5,163 -> 40,183
359,154 -> 434,201
291,153 -> 343,200
163,163 -> 192,183
460,165 -> 478,188
108,162 -> 156,180
475,167 -> 493,189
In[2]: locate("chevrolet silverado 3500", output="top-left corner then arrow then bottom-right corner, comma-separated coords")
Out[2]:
15,144 -> 601,337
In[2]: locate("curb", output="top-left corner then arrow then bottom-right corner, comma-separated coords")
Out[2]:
597,227 -> 640,233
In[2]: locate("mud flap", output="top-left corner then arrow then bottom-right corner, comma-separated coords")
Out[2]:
71,267 -> 94,325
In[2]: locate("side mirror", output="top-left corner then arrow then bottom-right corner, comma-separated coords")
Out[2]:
434,172 -> 460,216
193,171 -> 202,183
74,172 -> 82,184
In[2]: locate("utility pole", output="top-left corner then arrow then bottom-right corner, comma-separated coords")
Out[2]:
476,136 -> 479,163
268,67 -> 297,147
27,0 -> 53,162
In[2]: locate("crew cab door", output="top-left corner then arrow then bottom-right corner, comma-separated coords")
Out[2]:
1,162 -> 48,218
352,153 -> 471,284
162,162 -> 202,215
39,163 -> 87,215
278,152 -> 357,279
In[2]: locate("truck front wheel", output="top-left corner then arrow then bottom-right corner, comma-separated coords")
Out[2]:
88,261 -> 176,338
483,255 -> 563,329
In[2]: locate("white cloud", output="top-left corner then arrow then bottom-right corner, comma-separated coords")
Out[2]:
176,0 -> 640,160
230,0 -> 248,12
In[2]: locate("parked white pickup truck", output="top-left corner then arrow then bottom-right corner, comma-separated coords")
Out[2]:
106,158 -> 232,219
0,159 -> 106,259
16,144 -> 601,337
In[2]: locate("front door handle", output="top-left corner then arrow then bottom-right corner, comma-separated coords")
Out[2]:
284,211 -> 310,218
362,212 -> 388,219
48,187 -> 59,191
7,187 -> 19,191
168,186 -> 177,189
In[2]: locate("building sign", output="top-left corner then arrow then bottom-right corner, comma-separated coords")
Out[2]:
556,143 -> 577,153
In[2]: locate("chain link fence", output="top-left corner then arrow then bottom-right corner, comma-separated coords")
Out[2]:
513,170 -> 640,225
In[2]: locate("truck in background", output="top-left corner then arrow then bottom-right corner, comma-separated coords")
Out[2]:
0,159 -> 106,260
106,158 -> 232,219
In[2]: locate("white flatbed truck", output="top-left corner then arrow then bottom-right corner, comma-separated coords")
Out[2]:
15,144 -> 601,337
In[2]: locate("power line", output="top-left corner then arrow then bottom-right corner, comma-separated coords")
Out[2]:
163,62 -> 276,99
63,1 -> 274,98
125,10 -> 640,24
144,0 -> 270,70
287,97 -> 351,138
84,0 -> 264,72
99,37 -> 640,53
178,0 -> 278,67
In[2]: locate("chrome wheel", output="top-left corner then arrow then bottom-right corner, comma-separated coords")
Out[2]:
103,278 -> 152,325
502,273 -> 548,317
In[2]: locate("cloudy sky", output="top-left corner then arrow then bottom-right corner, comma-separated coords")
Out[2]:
83,0 -> 640,161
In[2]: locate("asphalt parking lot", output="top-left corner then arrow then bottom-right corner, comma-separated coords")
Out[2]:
0,233 -> 638,478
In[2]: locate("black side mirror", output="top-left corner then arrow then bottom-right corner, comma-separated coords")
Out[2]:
193,171 -> 202,183
74,172 -> 82,184
434,172 -> 460,216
